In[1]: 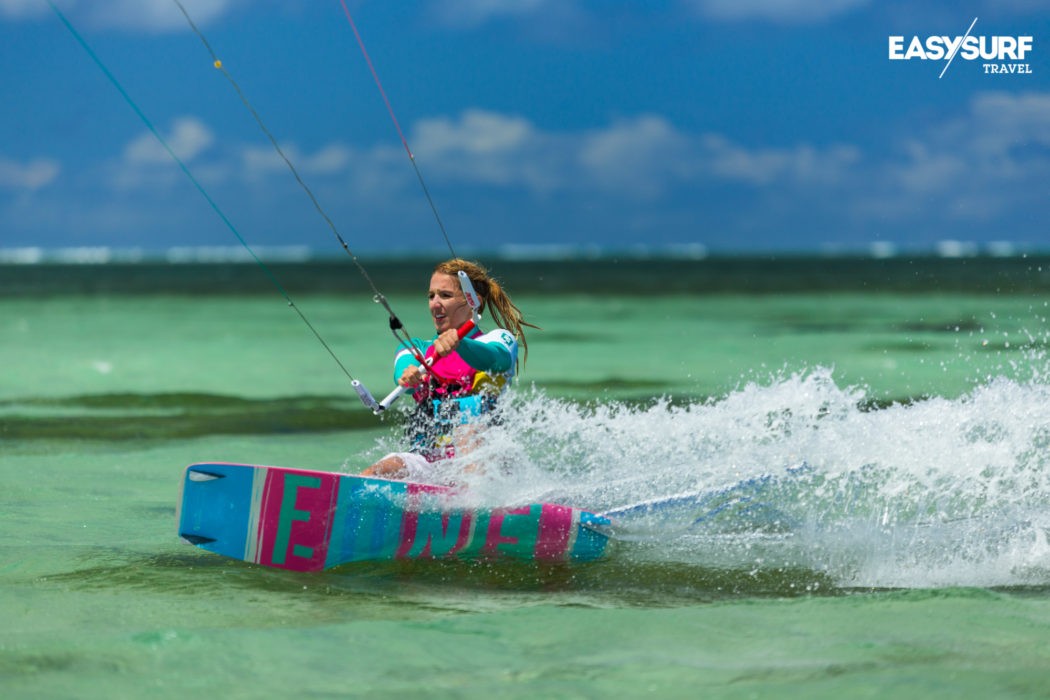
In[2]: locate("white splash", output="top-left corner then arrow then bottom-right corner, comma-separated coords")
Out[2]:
383,360 -> 1050,589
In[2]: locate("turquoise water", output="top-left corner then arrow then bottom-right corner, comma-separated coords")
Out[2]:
4,259 -> 1050,697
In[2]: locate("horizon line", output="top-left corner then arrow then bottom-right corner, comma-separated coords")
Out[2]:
0,240 -> 1042,265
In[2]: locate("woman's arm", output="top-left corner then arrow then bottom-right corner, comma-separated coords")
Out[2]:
392,339 -> 430,388
456,329 -> 517,374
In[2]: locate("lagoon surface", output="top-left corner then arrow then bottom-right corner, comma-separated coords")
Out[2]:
3,256 -> 1050,698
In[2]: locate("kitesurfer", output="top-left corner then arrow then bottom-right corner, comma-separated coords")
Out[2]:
362,259 -> 535,479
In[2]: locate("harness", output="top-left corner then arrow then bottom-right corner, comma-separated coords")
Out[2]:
405,332 -> 509,461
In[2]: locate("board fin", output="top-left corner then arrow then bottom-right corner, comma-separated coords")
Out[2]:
180,533 -> 217,545
188,469 -> 225,482
579,520 -> 615,538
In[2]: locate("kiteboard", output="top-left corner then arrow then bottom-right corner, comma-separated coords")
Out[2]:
176,462 -> 611,571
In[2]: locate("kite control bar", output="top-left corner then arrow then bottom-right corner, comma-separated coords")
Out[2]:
371,319 -> 476,413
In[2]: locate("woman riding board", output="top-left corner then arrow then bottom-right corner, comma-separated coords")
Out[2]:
362,259 -> 535,479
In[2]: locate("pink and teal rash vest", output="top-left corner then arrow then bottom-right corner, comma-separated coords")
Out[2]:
393,327 -> 518,460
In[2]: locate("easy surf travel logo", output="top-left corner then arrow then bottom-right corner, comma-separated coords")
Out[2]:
888,17 -> 1034,79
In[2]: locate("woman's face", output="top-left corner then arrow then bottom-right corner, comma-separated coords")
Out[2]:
428,272 -> 472,333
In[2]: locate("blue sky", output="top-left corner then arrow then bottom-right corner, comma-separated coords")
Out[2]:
1,0 -> 1048,256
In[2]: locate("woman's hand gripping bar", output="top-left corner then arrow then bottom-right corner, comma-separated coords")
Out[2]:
373,319 -> 476,414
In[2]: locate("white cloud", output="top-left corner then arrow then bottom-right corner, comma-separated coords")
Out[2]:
858,90 -> 1050,225
0,0 -> 48,20
892,142 -> 966,194
55,93 -> 1047,247
393,94 -> 1048,236
701,134 -> 861,185
977,0 -> 1050,13
416,110 -> 535,156
411,110 -> 555,190
406,109 -> 862,199
89,0 -> 239,31
578,116 -> 696,197
0,156 -> 61,191
428,0 -> 555,28
123,117 -> 215,166
424,0 -> 876,35
906,91 -> 1050,184
240,145 -> 290,175
685,0 -> 871,23
102,117 -> 218,193
302,144 -> 353,176
956,91 -> 1050,166
423,0 -> 594,43
240,142 -> 355,179
7,0 -> 242,32
188,108 -> 842,215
